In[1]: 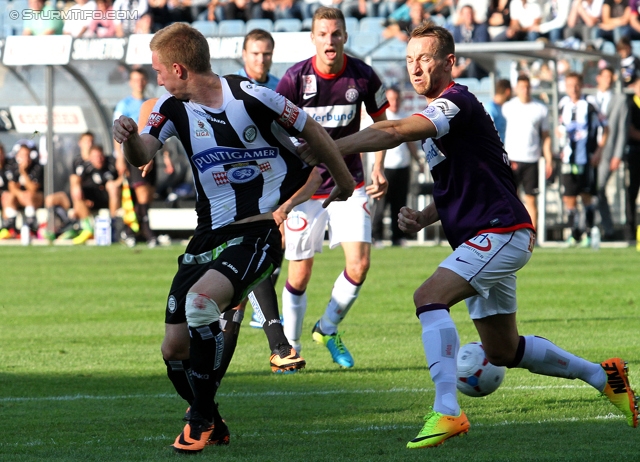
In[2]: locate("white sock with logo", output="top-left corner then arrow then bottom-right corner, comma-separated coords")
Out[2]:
517,335 -> 606,391
319,270 -> 361,335
282,281 -> 307,352
419,309 -> 460,416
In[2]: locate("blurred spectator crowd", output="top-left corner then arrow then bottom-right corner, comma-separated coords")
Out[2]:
1,0 -> 640,55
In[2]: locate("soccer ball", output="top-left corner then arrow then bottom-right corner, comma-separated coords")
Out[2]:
456,341 -> 506,397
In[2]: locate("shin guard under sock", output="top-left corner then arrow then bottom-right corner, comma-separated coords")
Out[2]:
164,359 -> 195,405
189,321 -> 223,422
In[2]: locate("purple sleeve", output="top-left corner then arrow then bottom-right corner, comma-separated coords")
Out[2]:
364,69 -> 389,118
275,71 -> 299,105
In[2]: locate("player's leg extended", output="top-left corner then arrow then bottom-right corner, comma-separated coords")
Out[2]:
407,267 -> 475,449
477,314 -> 638,427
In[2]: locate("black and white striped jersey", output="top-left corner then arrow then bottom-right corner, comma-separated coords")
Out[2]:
141,75 -> 311,231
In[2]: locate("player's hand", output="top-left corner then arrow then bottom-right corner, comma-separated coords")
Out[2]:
398,206 -> 426,233
140,158 -> 154,178
322,182 -> 354,208
366,168 -> 388,200
272,209 -> 288,226
113,116 -> 138,144
510,160 -> 518,171
296,142 -> 322,166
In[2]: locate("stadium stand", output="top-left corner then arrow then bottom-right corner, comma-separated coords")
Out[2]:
245,18 -> 274,33
217,19 -> 246,37
358,16 -> 386,35
348,31 -> 381,57
273,18 -> 302,33
345,16 -> 359,35
191,20 -> 218,37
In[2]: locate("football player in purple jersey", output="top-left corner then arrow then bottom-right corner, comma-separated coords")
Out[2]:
276,7 -> 389,369
329,21 -> 638,448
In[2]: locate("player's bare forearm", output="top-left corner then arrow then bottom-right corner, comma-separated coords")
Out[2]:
337,116 -> 434,156
275,168 -> 322,220
300,120 -> 354,202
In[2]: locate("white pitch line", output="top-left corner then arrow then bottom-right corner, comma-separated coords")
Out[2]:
0,414 -> 625,449
0,383 -> 593,403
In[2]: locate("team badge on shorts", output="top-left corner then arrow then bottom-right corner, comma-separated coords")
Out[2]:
345,88 -> 359,103
286,214 -> 308,232
167,295 -> 177,313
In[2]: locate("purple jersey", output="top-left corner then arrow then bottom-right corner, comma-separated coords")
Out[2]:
276,55 -> 388,196
418,83 -> 534,249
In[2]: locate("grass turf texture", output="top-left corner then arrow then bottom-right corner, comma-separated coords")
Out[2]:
0,244 -> 638,461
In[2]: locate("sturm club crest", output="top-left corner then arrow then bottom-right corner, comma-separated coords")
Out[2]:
345,88 -> 359,103
167,295 -> 177,313
243,125 -> 257,143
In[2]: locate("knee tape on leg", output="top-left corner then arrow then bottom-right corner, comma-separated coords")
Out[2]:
185,292 -> 221,327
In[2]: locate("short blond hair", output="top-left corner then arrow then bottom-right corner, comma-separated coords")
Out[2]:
150,23 -> 211,74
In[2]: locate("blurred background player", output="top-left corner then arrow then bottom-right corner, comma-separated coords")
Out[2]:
586,66 -> 622,242
276,7 -> 389,368
485,78 -> 511,144
502,74 -> 553,231
0,142 -> 43,239
113,67 -> 159,247
371,86 -> 422,248
237,28 -> 280,91
44,144 -> 120,244
558,71 -> 605,247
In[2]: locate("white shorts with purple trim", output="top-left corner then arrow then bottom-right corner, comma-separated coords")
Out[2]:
439,229 -> 535,320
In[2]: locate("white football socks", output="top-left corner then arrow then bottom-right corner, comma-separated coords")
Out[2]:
281,283 -> 307,352
419,309 -> 460,416
517,335 -> 607,391
318,271 -> 361,335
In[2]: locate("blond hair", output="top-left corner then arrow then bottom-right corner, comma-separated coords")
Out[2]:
150,23 -> 211,74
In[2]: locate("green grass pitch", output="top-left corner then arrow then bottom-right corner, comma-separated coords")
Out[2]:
0,244 -> 638,461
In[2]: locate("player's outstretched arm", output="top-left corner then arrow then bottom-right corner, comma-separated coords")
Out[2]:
273,168 -> 322,225
299,118 -> 355,207
336,115 -> 435,157
113,115 -> 161,169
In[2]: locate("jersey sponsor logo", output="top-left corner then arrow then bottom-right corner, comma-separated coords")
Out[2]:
345,87 -> 359,103
147,112 -> 165,127
423,139 -> 446,170
279,99 -> 300,129
212,162 -> 272,185
303,104 -> 356,128
303,75 -> 317,95
243,125 -> 257,143
194,119 -> 211,138
192,147 -> 279,173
